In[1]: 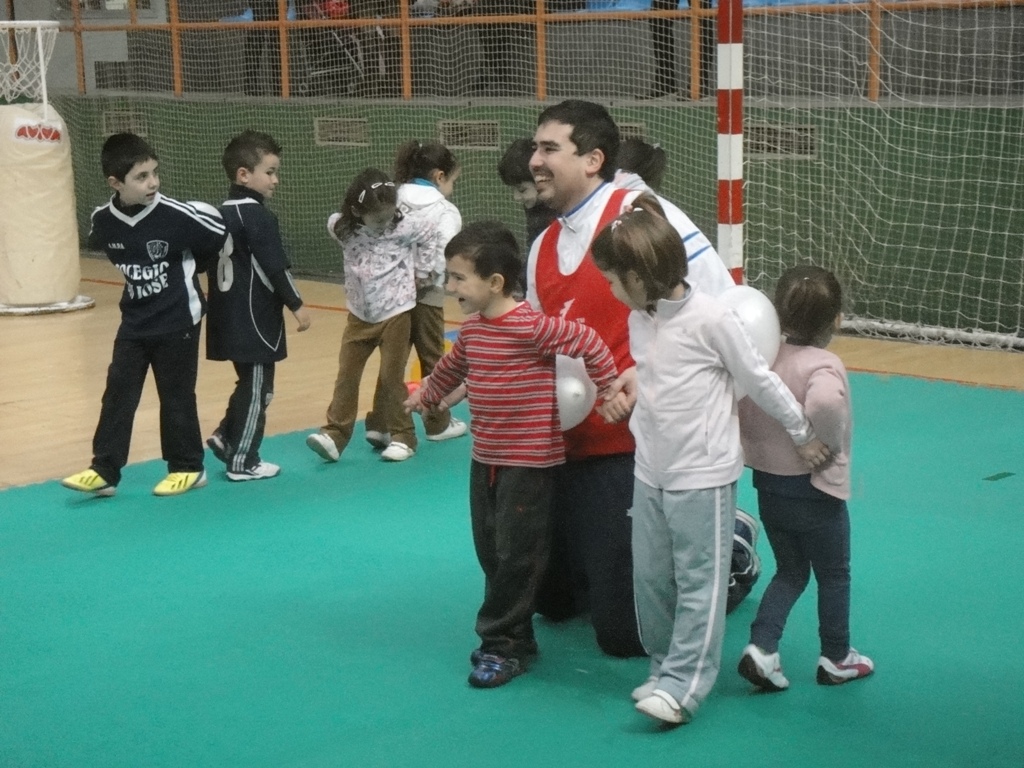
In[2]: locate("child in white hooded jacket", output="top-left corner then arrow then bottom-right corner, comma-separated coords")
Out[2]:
392,139 -> 468,450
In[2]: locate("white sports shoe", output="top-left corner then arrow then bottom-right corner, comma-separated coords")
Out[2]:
226,461 -> 281,482
635,690 -> 691,725
426,417 -> 467,442
817,648 -> 874,685
365,429 -> 391,450
738,643 -> 790,692
631,675 -> 659,702
305,432 -> 340,462
381,441 -> 415,462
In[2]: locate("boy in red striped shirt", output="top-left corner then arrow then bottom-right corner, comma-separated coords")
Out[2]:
405,220 -> 620,688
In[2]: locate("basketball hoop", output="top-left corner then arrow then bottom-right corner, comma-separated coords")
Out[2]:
0,20 -> 91,316
0,20 -> 60,116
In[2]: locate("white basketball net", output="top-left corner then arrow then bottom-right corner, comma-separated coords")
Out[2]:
0,21 -> 59,105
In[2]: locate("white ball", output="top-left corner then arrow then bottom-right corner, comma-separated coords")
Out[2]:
555,355 -> 598,431
717,285 -> 781,366
717,285 -> 782,399
187,200 -> 221,218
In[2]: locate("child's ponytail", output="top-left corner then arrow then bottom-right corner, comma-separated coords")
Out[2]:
393,139 -> 459,185
773,265 -> 843,343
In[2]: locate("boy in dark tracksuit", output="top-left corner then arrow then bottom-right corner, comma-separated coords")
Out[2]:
205,130 -> 311,481
62,132 -> 229,498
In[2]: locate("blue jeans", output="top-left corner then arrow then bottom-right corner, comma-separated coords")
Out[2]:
749,486 -> 851,662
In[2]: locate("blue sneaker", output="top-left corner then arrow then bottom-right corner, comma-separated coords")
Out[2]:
470,646 -> 537,667
468,653 -> 523,688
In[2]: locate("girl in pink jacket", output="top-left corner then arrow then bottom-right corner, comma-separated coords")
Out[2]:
737,265 -> 874,692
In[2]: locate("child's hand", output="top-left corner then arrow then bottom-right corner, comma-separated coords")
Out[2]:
415,276 -> 431,290
795,438 -> 831,470
404,384 -> 425,415
292,306 -> 312,332
439,383 -> 467,411
596,391 -> 632,424
596,367 -> 637,423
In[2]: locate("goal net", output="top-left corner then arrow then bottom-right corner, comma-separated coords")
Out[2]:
741,3 -> 1024,348
38,0 -> 1024,346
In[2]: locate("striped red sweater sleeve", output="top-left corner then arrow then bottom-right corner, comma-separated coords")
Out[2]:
420,302 -> 617,467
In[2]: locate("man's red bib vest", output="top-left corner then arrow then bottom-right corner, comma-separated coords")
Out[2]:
535,187 -> 635,460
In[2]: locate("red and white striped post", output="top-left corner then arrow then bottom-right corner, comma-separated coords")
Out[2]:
717,0 -> 744,285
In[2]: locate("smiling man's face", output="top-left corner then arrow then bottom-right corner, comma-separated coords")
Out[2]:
529,120 -> 604,215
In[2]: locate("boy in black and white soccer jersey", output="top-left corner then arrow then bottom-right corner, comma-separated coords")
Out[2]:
62,132 -> 229,498
205,131 -> 311,481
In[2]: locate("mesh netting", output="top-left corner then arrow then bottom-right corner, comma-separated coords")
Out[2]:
41,1 -> 1024,347
741,5 -> 1024,347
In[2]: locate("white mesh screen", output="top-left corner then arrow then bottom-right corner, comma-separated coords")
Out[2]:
26,0 -> 1024,347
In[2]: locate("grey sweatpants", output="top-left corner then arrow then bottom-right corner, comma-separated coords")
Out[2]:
632,479 -> 736,717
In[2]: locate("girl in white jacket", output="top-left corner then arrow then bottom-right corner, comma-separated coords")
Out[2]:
590,194 -> 829,727
393,139 -> 468,449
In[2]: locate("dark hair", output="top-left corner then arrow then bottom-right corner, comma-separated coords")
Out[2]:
393,139 -> 459,184
591,193 -> 686,310
617,138 -> 667,191
444,220 -> 522,297
773,265 -> 843,342
101,132 -> 158,181
497,138 -> 535,187
334,168 -> 400,240
222,130 -> 283,181
536,100 -> 620,181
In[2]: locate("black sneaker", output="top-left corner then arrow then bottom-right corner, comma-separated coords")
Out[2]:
727,508 -> 762,613
468,654 -> 524,688
206,434 -> 229,464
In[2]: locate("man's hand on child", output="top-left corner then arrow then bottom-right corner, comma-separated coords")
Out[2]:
796,438 -> 831,469
292,306 -> 312,331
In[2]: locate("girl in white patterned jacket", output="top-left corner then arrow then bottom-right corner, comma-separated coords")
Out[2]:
306,168 -> 436,465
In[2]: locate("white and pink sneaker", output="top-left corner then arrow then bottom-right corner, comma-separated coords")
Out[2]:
817,648 -> 874,685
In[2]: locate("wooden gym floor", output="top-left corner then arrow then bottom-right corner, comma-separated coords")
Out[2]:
1,256 -> 1021,491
